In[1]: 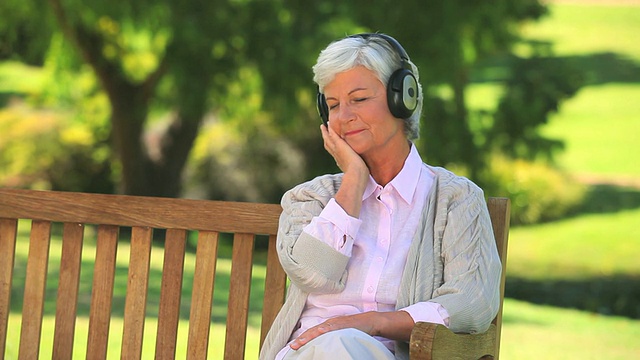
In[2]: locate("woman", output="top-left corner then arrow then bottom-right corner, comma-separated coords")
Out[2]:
259,33 -> 501,360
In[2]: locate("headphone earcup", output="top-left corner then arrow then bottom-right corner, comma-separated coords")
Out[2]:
387,68 -> 418,119
317,92 -> 329,126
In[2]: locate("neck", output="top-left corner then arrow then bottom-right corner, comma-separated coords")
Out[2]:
364,140 -> 411,186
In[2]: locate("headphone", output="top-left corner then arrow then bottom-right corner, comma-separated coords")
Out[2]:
316,33 -> 419,126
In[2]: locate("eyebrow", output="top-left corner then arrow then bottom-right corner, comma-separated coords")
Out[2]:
325,87 -> 368,101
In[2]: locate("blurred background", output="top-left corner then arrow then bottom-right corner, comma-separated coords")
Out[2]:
1,0 -> 638,358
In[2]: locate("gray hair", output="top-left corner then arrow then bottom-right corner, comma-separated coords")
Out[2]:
312,35 -> 423,140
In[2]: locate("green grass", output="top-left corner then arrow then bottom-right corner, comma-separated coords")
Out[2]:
4,224 -> 267,359
501,298 -> 640,360
0,61 -> 45,95
540,84 -> 640,178
527,3 -> 640,179
5,214 -> 640,359
507,207 -> 640,280
521,4 -> 640,60
4,315 -> 260,359
469,3 -> 640,180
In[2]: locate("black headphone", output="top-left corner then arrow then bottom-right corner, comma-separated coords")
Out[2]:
316,33 -> 419,126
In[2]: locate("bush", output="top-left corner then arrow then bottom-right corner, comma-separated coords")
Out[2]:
482,155 -> 586,225
0,101 -> 114,193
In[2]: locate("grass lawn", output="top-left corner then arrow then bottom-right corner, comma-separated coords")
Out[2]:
507,207 -> 640,280
4,314 -> 262,359
501,298 -> 640,360
524,3 -> 640,180
4,224 -> 267,359
0,61 -> 45,96
4,223 -> 640,359
521,2 -> 640,60
495,3 -> 640,357
541,84 -> 640,179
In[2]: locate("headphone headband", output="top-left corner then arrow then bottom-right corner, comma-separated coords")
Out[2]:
347,33 -> 411,64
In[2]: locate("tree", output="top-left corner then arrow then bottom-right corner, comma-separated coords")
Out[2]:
42,0 -> 343,197
2,0 -> 580,201
349,0 -> 549,179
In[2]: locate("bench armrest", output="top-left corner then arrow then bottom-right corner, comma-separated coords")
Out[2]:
409,322 -> 497,360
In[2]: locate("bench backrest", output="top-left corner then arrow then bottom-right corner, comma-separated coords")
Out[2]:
0,188 -> 285,360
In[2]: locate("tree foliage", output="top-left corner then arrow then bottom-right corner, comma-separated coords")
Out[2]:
0,0 -> 583,202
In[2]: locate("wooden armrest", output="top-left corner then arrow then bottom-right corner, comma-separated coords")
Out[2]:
409,322 -> 497,360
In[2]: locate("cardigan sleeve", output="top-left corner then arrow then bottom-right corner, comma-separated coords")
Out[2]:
276,174 -> 351,294
429,183 -> 502,333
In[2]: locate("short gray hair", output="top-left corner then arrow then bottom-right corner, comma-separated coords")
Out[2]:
312,35 -> 423,140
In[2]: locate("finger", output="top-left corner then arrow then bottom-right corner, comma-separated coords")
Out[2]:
321,124 -> 339,156
289,322 -> 336,350
320,123 -> 328,137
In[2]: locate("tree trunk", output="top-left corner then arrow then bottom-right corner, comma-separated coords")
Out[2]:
452,67 -> 481,181
50,0 -> 203,197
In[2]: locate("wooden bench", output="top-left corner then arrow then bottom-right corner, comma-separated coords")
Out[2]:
0,188 -> 509,360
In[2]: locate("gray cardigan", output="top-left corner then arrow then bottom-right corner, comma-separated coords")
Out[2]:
259,166 -> 501,360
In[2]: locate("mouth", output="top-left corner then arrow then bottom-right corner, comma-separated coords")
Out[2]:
344,129 -> 365,137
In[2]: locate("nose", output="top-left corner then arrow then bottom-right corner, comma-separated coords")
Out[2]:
331,103 -> 355,124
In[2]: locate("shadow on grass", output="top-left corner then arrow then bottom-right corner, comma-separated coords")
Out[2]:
505,275 -> 640,320
573,183 -> 640,215
472,49 -> 640,86
504,183 -> 640,320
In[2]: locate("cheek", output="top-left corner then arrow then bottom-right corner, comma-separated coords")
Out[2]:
328,120 -> 340,133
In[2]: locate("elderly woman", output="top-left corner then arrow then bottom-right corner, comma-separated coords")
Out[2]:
260,33 -> 501,360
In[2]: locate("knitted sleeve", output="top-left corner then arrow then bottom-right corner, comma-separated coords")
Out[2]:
276,174 -> 351,294
429,179 -> 502,333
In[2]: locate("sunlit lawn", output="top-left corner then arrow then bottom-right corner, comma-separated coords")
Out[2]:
469,3 -> 640,180
501,298 -> 640,360
507,207 -> 640,281
525,3 -> 640,179
5,219 -> 640,359
4,226 -> 266,359
541,84 -> 640,178
497,3 -> 640,358
521,3 -> 640,60
4,316 -> 263,360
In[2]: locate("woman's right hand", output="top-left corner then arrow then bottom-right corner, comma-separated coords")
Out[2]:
320,124 -> 368,175
321,124 -> 369,218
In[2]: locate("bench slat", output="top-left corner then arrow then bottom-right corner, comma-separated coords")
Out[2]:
0,188 -> 281,234
86,225 -> 119,360
487,197 -> 511,357
260,234 -> 287,347
187,231 -> 219,360
0,218 -> 18,358
155,228 -> 187,360
18,220 -> 52,360
52,223 -> 85,360
224,233 -> 255,360
121,226 -> 153,359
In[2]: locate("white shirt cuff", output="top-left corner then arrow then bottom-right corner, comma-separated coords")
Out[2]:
302,198 -> 362,256
401,301 -> 450,327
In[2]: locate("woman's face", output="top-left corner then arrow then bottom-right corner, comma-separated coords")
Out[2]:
323,66 -> 405,159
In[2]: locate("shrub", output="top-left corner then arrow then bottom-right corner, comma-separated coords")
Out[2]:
482,155 -> 586,225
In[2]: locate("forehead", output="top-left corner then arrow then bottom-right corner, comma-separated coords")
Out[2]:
323,66 -> 384,97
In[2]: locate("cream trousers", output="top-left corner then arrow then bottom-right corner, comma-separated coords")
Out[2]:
281,328 -> 395,360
